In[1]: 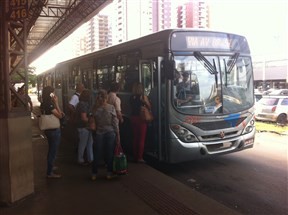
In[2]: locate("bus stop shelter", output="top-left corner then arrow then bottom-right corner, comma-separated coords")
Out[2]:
0,0 -> 111,205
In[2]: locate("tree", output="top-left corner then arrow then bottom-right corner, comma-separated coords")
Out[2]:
11,66 -> 37,87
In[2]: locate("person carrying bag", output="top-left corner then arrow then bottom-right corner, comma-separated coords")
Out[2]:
129,82 -> 152,163
40,86 -> 64,179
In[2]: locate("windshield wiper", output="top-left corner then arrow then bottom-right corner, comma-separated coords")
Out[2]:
194,51 -> 217,74
213,59 -> 218,88
227,53 -> 240,74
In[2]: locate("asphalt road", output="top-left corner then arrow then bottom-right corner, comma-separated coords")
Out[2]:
152,132 -> 288,215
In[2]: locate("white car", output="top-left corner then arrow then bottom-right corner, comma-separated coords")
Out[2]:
269,89 -> 288,96
255,96 -> 288,125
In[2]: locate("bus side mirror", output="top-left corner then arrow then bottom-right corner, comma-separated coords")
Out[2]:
163,60 -> 175,80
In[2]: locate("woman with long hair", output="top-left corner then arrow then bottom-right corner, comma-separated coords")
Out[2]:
129,82 -> 151,163
91,90 -> 120,180
40,86 -> 64,178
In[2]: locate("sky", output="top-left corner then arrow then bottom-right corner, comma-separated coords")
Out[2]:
30,0 -> 287,74
208,0 -> 287,59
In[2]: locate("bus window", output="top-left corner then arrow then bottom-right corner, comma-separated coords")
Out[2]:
96,66 -> 109,90
140,61 -> 153,96
44,73 -> 54,87
82,69 -> 93,89
220,56 -> 254,109
55,71 -> 62,89
117,52 -> 140,92
173,54 -> 254,114
69,65 -> 81,89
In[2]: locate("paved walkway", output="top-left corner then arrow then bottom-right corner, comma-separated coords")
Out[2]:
1,107 -> 240,215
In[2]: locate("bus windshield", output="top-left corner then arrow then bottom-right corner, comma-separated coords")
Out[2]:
173,53 -> 254,115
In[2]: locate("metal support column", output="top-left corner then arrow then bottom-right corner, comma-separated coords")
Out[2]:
0,0 -> 34,205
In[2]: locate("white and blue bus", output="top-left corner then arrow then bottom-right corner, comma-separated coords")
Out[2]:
37,29 -> 255,163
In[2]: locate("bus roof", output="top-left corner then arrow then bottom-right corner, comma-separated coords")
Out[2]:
52,28 -> 249,70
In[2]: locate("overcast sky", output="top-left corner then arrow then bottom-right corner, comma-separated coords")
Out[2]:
208,0 -> 287,58
30,0 -> 287,73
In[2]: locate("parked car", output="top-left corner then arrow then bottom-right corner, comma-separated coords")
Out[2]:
255,96 -> 288,125
268,89 -> 288,96
262,88 -> 276,95
254,93 -> 263,102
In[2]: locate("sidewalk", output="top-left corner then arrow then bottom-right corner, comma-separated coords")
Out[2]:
1,112 -> 240,215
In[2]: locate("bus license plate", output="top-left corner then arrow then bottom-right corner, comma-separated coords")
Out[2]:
222,142 -> 231,148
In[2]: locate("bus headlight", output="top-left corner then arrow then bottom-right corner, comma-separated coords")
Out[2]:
242,118 -> 255,135
170,124 -> 198,143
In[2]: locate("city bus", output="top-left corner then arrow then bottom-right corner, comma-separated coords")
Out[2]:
37,29 -> 255,163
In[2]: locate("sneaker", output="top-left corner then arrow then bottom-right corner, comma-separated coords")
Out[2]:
106,173 -> 117,180
137,159 -> 146,164
91,175 -> 97,181
47,173 -> 62,179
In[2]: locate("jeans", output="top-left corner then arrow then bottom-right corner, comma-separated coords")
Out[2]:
77,128 -> 94,163
44,128 -> 61,175
92,131 -> 116,175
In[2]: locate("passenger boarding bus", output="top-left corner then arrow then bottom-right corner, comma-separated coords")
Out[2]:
37,29 -> 255,163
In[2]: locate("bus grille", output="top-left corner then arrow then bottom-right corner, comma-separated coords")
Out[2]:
201,131 -> 238,141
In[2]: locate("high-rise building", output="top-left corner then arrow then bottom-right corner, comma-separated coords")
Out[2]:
152,0 -> 172,32
73,0 -> 210,53
177,0 -> 209,28
85,15 -> 112,53
112,0 -> 153,44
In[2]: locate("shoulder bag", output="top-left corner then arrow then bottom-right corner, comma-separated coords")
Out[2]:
39,114 -> 60,130
140,105 -> 154,123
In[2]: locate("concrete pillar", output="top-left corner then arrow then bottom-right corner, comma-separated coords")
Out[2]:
0,115 -> 34,204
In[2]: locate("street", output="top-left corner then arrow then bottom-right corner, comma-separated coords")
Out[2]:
153,132 -> 288,215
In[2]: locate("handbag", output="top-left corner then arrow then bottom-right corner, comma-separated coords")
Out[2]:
113,144 -> 128,175
39,114 -> 60,130
140,105 -> 154,123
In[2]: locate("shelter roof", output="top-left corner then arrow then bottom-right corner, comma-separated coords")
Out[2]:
26,0 -> 111,64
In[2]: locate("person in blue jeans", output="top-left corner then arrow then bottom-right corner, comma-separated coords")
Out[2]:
91,90 -> 120,180
75,89 -> 94,165
40,86 -> 64,179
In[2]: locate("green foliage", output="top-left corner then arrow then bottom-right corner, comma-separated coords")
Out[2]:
255,121 -> 288,134
11,66 -> 37,87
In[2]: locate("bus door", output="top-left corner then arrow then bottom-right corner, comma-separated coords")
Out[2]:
139,59 -> 164,161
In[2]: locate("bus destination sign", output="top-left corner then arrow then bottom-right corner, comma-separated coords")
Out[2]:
171,31 -> 249,53
186,36 -> 233,50
8,0 -> 28,21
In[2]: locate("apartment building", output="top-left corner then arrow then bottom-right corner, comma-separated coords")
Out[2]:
85,15 -> 112,53
152,0 -> 172,32
177,0 -> 209,28
112,0 -> 153,44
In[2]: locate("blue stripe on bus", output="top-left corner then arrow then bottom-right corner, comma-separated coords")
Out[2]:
224,113 -> 241,127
